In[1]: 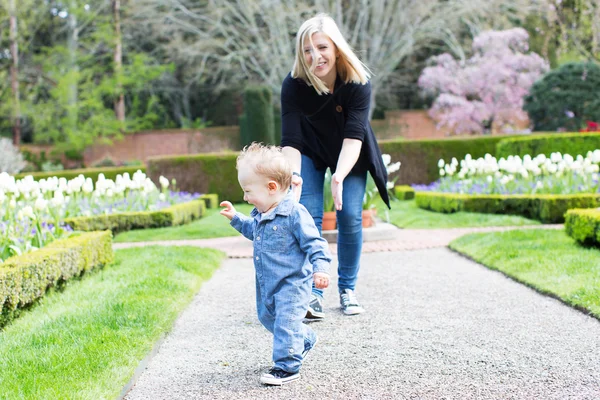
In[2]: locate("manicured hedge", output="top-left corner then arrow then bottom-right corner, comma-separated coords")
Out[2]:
565,208 -> 600,246
380,135 -> 511,185
13,166 -> 146,182
416,192 -> 600,223
64,199 -> 207,234
147,152 -> 242,203
199,193 -> 219,209
496,132 -> 600,159
393,185 -> 415,200
0,231 -> 113,328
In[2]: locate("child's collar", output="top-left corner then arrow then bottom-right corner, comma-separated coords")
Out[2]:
250,191 -> 295,220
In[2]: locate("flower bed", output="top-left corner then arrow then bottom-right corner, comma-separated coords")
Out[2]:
0,230 -> 113,328
415,150 -> 600,196
0,170 -> 210,261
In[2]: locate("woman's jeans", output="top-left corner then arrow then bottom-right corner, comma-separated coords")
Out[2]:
299,155 -> 367,298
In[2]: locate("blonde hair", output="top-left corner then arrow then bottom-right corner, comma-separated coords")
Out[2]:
237,142 -> 292,190
292,13 -> 371,95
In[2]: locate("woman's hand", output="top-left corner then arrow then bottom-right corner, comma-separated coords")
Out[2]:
219,201 -> 236,220
291,174 -> 303,202
331,173 -> 343,211
313,272 -> 330,289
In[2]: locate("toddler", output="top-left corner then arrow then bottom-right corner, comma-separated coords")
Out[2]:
220,142 -> 331,386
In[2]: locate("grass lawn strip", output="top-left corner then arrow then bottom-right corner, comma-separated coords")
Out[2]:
113,203 -> 254,243
378,199 -> 540,229
449,229 -> 600,318
0,246 -> 224,399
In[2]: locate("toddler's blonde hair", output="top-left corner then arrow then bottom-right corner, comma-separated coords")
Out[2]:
237,142 -> 292,190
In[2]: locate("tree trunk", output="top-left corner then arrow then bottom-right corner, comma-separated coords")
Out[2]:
68,2 -> 79,132
113,0 -> 125,123
9,0 -> 21,146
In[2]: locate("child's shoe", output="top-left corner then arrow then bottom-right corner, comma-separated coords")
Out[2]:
260,368 -> 300,386
340,288 -> 365,315
305,294 -> 325,319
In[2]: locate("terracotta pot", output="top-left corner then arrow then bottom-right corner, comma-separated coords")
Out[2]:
362,209 -> 376,228
322,211 -> 337,231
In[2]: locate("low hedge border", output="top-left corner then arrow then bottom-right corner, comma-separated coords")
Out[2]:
0,230 -> 113,328
565,208 -> 600,246
496,132 -> 600,159
394,185 -> 415,200
199,193 -> 219,208
415,192 -> 600,223
13,166 -> 146,182
64,198 -> 209,234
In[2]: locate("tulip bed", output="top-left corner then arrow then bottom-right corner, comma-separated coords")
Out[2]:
0,170 -> 211,262
413,150 -> 600,223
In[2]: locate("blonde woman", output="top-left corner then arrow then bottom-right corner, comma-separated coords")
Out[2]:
281,13 -> 390,319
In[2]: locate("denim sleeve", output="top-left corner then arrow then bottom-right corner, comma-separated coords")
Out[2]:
292,206 -> 332,274
230,212 -> 255,241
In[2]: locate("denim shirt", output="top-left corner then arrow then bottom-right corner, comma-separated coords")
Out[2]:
230,192 -> 331,295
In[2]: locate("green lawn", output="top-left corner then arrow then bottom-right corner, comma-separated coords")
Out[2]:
0,246 -> 224,399
450,229 -> 600,318
377,199 -> 541,229
114,203 -> 254,243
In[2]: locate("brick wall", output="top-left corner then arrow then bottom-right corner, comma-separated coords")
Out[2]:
372,110 -> 530,140
83,126 -> 240,166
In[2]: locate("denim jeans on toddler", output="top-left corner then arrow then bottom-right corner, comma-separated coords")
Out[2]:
299,155 -> 367,297
230,192 -> 331,373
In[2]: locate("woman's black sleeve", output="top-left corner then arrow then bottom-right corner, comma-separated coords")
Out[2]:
280,77 -> 304,151
343,82 -> 371,142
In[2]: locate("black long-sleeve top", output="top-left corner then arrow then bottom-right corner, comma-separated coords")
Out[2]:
280,72 -> 390,208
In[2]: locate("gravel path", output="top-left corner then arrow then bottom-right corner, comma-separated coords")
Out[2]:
123,248 -> 600,399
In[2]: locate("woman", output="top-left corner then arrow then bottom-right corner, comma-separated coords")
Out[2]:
281,13 -> 390,319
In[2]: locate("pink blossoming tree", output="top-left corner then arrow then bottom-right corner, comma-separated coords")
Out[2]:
418,28 -> 550,135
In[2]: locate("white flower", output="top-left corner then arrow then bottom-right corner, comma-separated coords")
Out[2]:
17,205 -> 34,220
159,176 -> 170,189
536,181 -> 543,189
387,162 -> 401,174
439,169 -> 445,176
159,193 -> 166,201
34,197 -> 48,211
438,159 -> 445,168
382,154 -> 391,166
9,199 -> 16,209
487,176 -> 493,183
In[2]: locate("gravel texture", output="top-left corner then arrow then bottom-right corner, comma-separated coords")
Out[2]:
124,248 -> 600,399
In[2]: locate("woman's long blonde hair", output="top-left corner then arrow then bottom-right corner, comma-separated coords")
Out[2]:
292,13 -> 371,95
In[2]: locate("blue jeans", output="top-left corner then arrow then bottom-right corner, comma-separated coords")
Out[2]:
300,155 -> 367,297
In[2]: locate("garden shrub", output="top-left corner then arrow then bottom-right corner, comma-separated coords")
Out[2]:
565,208 -> 600,246
496,132 -> 600,159
13,165 -> 146,182
239,85 -> 275,147
64,199 -> 207,234
0,230 -> 113,328
147,152 -> 242,203
199,193 -> 219,209
393,185 -> 415,200
415,192 -> 600,223
523,62 -> 600,132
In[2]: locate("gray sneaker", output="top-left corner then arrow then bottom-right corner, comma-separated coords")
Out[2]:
340,289 -> 365,315
305,294 -> 325,319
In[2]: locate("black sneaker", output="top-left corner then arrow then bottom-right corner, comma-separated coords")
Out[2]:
301,335 -> 318,361
260,368 -> 300,386
305,294 -> 325,319
340,289 -> 365,315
